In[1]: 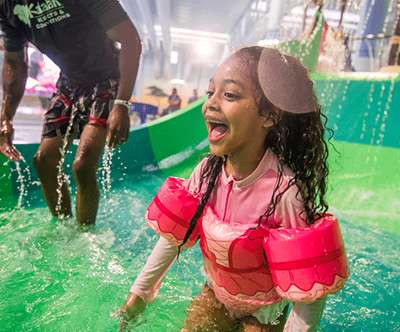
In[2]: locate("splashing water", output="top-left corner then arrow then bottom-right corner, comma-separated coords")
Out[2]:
322,81 -> 340,116
370,82 -> 387,145
376,77 -> 396,145
15,161 -> 26,209
334,79 -> 351,133
100,145 -> 114,197
360,81 -> 376,141
55,118 -> 74,215
14,158 -> 33,209
54,97 -> 86,216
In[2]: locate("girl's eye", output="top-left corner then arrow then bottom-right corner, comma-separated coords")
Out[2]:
206,90 -> 214,98
224,92 -> 238,100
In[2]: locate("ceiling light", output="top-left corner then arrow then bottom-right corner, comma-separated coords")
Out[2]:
171,50 -> 179,64
196,40 -> 214,58
171,78 -> 185,85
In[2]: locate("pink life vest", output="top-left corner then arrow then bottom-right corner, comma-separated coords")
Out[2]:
200,207 -> 281,315
146,177 -> 349,314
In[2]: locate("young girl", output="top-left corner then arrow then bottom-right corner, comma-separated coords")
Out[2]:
118,46 -> 348,331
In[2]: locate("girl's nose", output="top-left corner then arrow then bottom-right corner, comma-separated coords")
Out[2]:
204,94 -> 220,113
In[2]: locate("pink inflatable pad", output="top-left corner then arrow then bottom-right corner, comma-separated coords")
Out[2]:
146,177 -> 201,247
200,208 -> 276,300
264,214 -> 349,302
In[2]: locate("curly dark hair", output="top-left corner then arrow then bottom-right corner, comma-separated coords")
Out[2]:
179,46 -> 331,249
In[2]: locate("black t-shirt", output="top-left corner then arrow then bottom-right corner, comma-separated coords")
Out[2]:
0,0 -> 129,85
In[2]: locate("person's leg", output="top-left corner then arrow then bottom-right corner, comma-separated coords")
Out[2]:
34,75 -> 76,217
72,124 -> 107,225
72,79 -> 118,225
34,136 -> 72,217
239,305 -> 288,332
239,317 -> 285,332
181,285 -> 239,332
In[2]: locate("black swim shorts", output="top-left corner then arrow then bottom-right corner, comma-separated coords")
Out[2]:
42,76 -> 119,138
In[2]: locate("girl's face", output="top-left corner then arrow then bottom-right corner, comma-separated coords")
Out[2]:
202,55 -> 272,160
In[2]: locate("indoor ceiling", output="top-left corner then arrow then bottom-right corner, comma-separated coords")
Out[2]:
170,0 -> 253,33
120,0 -> 371,86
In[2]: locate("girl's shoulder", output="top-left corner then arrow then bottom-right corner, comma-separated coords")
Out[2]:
264,150 -> 295,182
265,151 -> 307,228
184,157 -> 211,195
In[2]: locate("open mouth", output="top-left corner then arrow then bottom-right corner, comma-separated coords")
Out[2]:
207,120 -> 229,143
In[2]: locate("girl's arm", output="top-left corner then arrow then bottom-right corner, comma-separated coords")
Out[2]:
119,159 -> 208,324
274,188 -> 327,331
284,298 -> 326,332
120,237 -> 178,319
130,237 -> 178,302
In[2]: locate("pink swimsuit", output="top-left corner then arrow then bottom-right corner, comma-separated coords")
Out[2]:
133,150 -> 348,326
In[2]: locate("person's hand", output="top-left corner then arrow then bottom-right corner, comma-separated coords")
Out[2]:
116,293 -> 146,331
0,120 -> 21,161
106,104 -> 130,148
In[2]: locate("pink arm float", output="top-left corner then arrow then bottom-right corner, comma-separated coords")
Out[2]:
264,214 -> 349,303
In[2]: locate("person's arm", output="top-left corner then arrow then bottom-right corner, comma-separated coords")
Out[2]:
107,19 -> 141,104
0,49 -> 28,161
81,0 -> 142,148
119,159 -> 207,327
106,19 -> 142,147
0,9 -> 28,161
119,237 -> 178,323
273,186 -> 326,331
284,299 -> 326,332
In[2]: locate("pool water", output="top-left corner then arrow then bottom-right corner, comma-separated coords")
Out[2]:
1,143 -> 399,331
0,174 -> 205,332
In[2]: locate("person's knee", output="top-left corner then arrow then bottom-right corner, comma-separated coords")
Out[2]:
33,150 -> 59,174
72,158 -> 96,183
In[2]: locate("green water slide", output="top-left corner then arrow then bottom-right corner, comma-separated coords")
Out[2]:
314,72 -> 400,234
277,11 -> 323,71
0,99 -> 208,209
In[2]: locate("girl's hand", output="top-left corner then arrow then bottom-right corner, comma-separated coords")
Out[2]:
117,293 -> 146,331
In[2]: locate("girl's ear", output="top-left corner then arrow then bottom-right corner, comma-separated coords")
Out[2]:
262,106 -> 280,129
263,117 -> 274,129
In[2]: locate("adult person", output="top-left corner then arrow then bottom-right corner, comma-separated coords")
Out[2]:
0,0 -> 142,225
161,87 -> 181,116
188,88 -> 199,104
28,48 -> 49,110
29,48 -> 43,80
